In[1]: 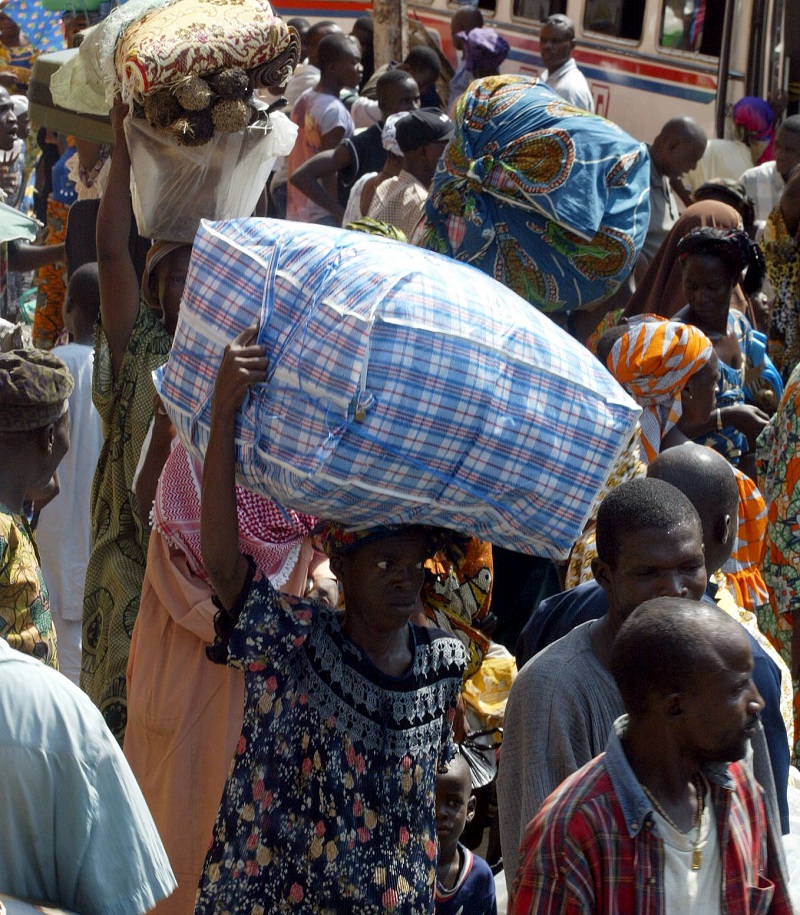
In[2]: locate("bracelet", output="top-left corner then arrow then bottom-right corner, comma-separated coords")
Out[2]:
715,408 -> 723,431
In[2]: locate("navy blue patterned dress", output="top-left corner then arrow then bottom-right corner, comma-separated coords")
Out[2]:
195,572 -> 466,915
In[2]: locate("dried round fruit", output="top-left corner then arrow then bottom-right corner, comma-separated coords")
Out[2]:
143,89 -> 181,130
209,67 -> 250,101
171,109 -> 214,146
211,98 -> 250,133
174,75 -> 213,111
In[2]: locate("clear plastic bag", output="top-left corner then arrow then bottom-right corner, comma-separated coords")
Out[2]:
124,108 -> 297,242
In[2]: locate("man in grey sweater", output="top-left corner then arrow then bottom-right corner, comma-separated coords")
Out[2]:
499,478 -> 707,886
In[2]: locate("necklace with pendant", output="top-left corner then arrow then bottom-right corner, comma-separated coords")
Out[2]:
642,773 -> 705,870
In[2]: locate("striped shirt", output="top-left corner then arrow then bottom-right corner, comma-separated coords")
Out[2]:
510,717 -> 792,915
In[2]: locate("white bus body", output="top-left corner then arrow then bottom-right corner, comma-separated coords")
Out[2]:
276,0 -> 790,141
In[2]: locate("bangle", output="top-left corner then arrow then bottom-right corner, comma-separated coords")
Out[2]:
715,408 -> 723,431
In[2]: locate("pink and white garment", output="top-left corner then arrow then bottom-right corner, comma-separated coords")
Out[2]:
152,440 -> 317,588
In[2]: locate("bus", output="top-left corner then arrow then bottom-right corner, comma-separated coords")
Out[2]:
275,0 -> 790,142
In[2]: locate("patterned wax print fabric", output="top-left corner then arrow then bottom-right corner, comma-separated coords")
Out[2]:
0,0 -> 63,88
757,361 -> 800,762
606,316 -> 714,463
114,0 -> 297,101
0,504 -> 57,668
195,573 -> 466,915
762,204 -> 800,380
692,309 -> 783,465
722,463 -> 771,613
81,298 -> 170,743
421,536 -> 493,680
32,144 -> 77,350
414,74 -> 650,316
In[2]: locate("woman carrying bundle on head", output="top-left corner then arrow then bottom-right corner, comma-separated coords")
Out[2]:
194,327 -> 467,915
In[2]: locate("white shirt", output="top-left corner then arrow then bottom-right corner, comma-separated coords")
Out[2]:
740,160 -> 784,230
287,89 -> 354,223
652,779 -> 722,915
367,168 -> 428,238
542,58 -> 595,113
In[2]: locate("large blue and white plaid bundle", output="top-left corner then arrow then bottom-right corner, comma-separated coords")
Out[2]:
159,219 -> 641,558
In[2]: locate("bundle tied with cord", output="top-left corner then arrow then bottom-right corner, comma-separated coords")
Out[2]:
158,218 -> 641,559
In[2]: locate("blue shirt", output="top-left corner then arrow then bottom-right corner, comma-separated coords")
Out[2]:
0,638 -> 176,914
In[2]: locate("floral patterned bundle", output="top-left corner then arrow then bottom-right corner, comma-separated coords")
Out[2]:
114,0 -> 299,145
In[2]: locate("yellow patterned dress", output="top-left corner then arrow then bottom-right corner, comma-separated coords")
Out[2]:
81,299 -> 170,743
0,504 -> 58,668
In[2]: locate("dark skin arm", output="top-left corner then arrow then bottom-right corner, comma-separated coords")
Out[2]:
133,395 -> 177,526
290,143 -> 352,223
8,241 -> 65,272
96,98 -> 141,380
200,326 -> 268,610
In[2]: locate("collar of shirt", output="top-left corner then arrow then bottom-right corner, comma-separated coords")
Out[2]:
546,57 -> 578,80
603,715 -> 735,840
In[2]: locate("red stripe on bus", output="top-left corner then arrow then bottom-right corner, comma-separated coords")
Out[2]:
412,10 -> 717,90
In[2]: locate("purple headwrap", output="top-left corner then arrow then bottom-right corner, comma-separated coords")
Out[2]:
732,96 -> 775,164
458,27 -> 510,74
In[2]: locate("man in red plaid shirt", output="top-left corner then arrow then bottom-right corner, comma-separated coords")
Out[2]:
509,596 -> 792,915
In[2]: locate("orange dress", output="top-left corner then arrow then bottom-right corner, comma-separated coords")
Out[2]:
124,531 -> 245,915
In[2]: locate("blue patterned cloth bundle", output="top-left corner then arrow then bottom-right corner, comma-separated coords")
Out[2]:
416,75 -> 651,316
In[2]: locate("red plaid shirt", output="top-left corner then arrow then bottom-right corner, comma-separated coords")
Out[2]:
510,719 -> 792,915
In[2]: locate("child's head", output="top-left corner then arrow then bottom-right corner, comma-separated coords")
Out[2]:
63,262 -> 100,344
435,751 -> 475,858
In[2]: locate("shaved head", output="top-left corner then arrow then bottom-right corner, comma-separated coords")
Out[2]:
659,116 -> 707,146
651,116 -> 708,178
648,443 -> 738,574
611,596 -> 745,715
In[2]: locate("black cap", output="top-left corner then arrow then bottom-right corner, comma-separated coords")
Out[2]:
395,107 -> 454,154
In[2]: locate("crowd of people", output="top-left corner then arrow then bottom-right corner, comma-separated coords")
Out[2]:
2,2 -> 800,914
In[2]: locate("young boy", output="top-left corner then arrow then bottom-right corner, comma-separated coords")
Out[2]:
286,32 -> 362,225
435,751 -> 497,915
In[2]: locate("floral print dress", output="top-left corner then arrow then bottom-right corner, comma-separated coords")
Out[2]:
195,572 -> 466,915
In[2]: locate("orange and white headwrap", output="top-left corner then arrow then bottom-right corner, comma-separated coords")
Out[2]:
723,464 -> 770,611
606,316 -> 714,463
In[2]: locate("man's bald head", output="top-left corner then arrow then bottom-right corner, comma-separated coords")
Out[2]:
611,596 -> 749,717
650,116 -> 708,179
648,443 -> 739,574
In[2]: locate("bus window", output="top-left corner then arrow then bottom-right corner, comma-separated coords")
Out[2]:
659,0 -> 725,55
513,0 -> 566,19
583,0 -> 644,38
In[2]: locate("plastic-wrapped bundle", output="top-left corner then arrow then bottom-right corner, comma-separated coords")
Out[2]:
124,108 -> 297,242
159,219 -> 641,559
415,74 -> 650,316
